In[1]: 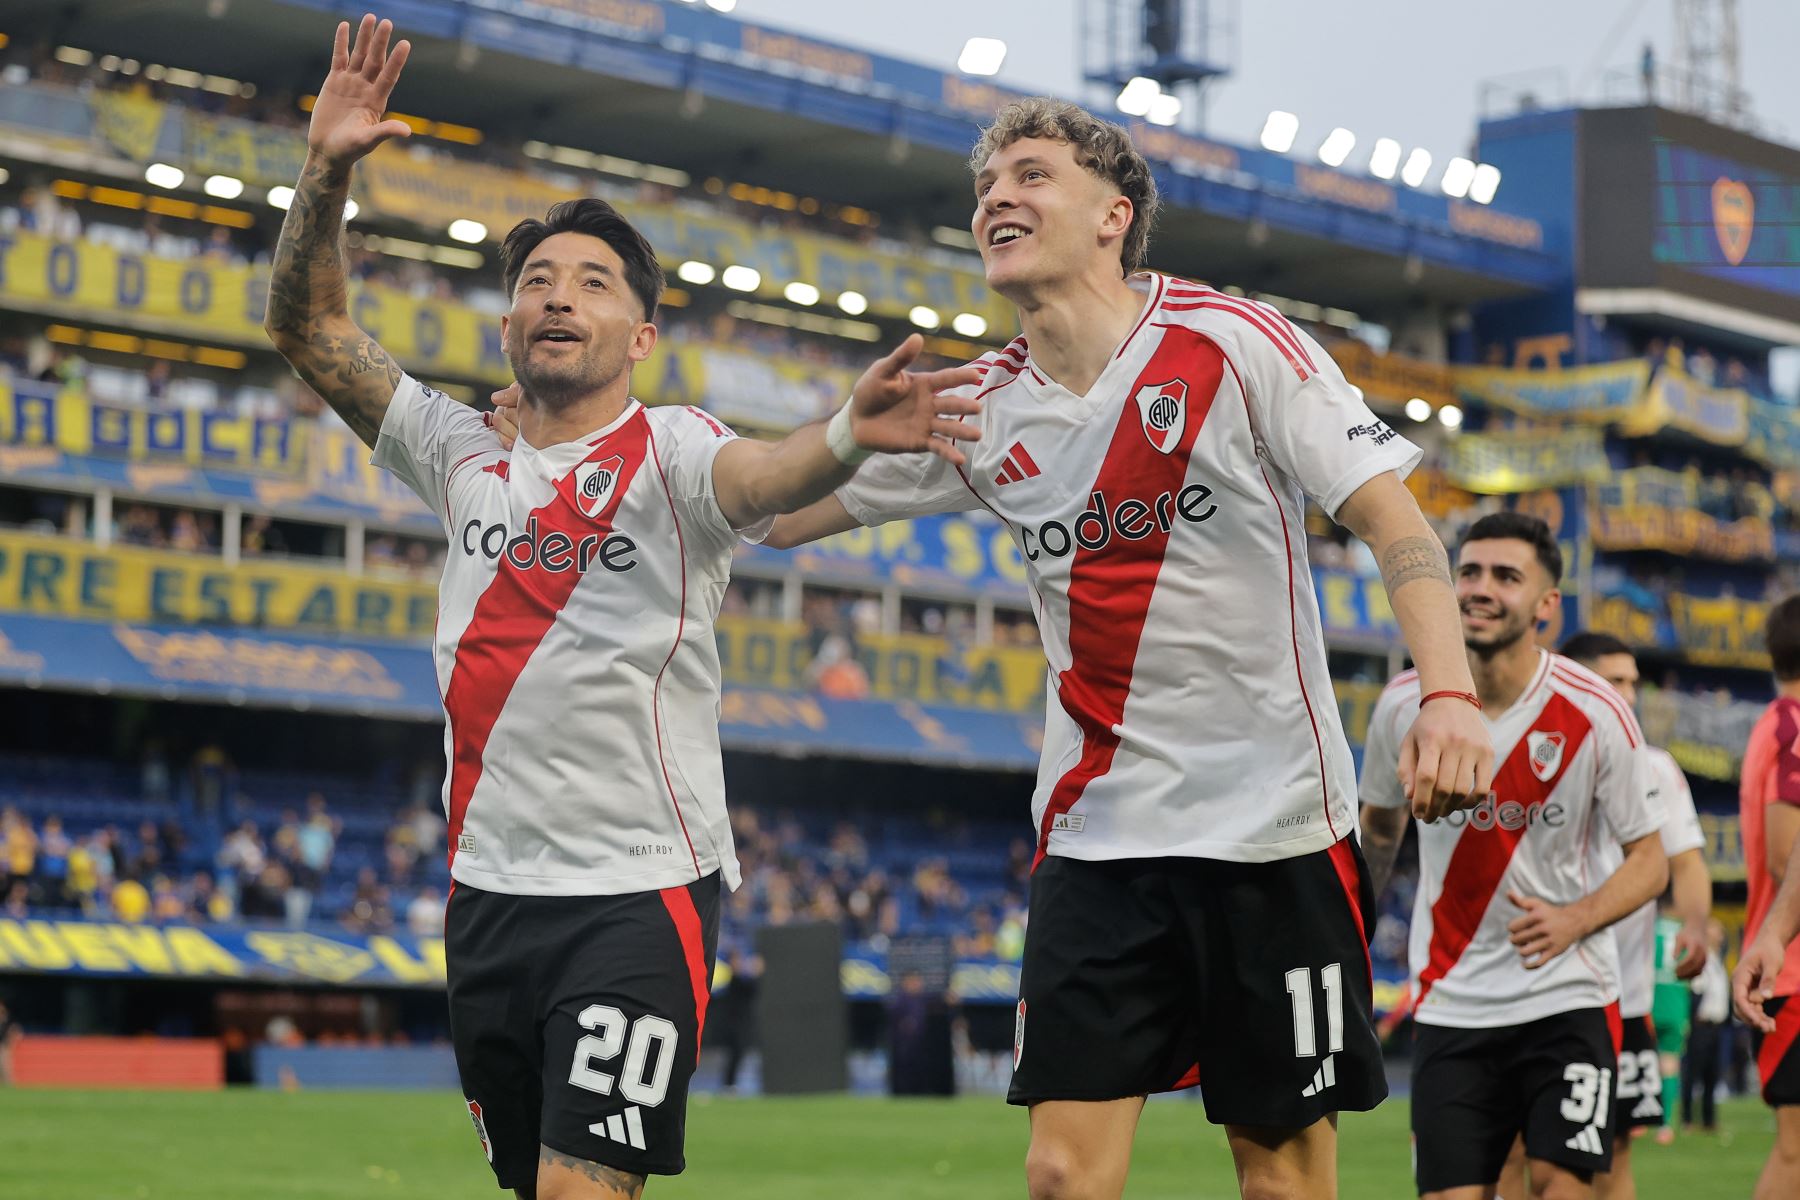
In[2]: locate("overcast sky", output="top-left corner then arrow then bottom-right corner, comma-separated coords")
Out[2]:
749,0 -> 1800,161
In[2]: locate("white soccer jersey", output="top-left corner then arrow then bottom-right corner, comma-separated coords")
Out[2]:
1600,746 -> 1704,1017
837,272 -> 1421,864
1360,653 -> 1659,1028
373,375 -> 768,896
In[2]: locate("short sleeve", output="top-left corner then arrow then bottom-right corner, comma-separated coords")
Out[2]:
1648,751 -> 1705,857
370,373 -> 504,527
1236,318 -> 1423,519
1594,721 -> 1659,846
834,448 -> 980,527
653,406 -> 773,548
1774,702 -> 1800,806
1358,683 -> 1414,810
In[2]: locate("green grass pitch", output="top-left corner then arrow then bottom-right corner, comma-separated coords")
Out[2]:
0,1089 -> 1774,1198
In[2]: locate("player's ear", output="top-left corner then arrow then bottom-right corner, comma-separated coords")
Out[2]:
629,320 -> 657,364
499,313 -> 510,344
1099,194 -> 1133,244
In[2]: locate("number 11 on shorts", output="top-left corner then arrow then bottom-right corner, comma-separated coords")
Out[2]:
1284,964 -> 1345,1059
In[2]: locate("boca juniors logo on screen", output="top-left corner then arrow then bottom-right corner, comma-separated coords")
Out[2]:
1133,379 -> 1187,454
1712,177 -> 1754,267
573,455 -> 625,519
1526,730 -> 1566,783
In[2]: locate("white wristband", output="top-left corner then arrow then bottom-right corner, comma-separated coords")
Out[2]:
825,400 -> 873,466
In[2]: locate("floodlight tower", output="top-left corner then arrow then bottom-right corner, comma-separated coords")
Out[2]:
1672,0 -> 1747,128
1079,0 -> 1237,131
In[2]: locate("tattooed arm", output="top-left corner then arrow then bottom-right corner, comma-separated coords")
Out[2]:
1338,472 -> 1493,823
263,15 -> 413,449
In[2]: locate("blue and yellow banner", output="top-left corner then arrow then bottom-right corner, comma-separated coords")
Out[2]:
1616,360 -> 1750,445
738,512 -> 1028,600
1588,505 -> 1773,562
1445,427 -> 1610,494
1454,360 -> 1651,422
1670,592 -> 1766,667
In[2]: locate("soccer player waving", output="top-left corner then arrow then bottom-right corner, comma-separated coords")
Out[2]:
264,16 -> 979,1199
760,98 -> 1495,1199
1361,514 -> 1669,1200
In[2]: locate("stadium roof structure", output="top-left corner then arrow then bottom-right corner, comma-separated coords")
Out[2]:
6,0 -> 1563,320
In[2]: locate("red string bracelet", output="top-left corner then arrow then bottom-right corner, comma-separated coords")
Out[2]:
1421,689 -> 1482,711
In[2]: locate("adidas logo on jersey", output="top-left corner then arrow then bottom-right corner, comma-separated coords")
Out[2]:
1019,486 -> 1218,561
994,442 -> 1042,486
460,516 -> 639,574
590,1106 -> 648,1151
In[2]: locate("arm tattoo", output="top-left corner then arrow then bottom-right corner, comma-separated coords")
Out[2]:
264,154 -> 401,447
537,1146 -> 645,1198
1378,534 -> 1452,598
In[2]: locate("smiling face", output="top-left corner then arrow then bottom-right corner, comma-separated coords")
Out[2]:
1455,537 -> 1562,656
499,232 -> 656,413
971,136 -> 1135,298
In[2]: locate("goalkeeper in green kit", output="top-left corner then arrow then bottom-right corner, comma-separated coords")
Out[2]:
1650,912 -> 1694,1144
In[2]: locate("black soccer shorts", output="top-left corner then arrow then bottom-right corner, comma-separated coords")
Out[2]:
1757,995 -> 1800,1107
446,874 -> 719,1189
1411,1006 -> 1621,1193
1006,836 -> 1388,1129
1615,1012 -> 1665,1131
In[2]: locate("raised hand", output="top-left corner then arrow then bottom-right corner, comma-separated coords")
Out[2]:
309,14 -> 412,168
846,334 -> 984,466
489,383 -> 521,450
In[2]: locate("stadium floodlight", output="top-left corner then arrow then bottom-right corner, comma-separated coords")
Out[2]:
144,162 -> 185,190
1440,157 -> 1476,199
1146,93 -> 1182,127
267,185 -> 295,210
784,281 -> 821,306
1317,128 -> 1356,168
957,38 -> 1007,77
202,174 -> 244,200
0,169 -> 8,186
1259,110 -> 1300,154
909,305 -> 942,329
1438,404 -> 1464,429
1117,77 -> 1162,119
1469,164 -> 1502,205
952,312 -> 989,338
1405,397 -> 1432,423
705,0 -> 737,10
676,260 -> 715,286
721,265 -> 761,292
343,199 -> 360,222
1401,148 -> 1432,189
448,219 -> 488,244
1368,138 -> 1401,181
838,290 -> 869,315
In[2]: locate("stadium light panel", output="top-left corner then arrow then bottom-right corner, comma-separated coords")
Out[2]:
1117,77 -> 1162,119
931,225 -> 978,251
1317,128 -> 1355,167
1259,110 -> 1300,154
957,38 -> 1007,77
1440,157 -> 1476,199
1368,138 -> 1401,180
706,0 -> 737,9
1438,404 -> 1464,429
144,162 -> 185,190
952,312 -> 989,338
343,199 -> 360,222
202,174 -> 244,200
1405,398 -> 1432,423
910,306 -> 942,330
448,219 -> 488,244
1401,148 -> 1432,189
267,186 -> 295,210
721,265 -> 761,292
0,169 -> 9,187
838,291 -> 869,315
1146,93 -> 1182,127
1469,164 -> 1502,205
676,261 -> 716,286
54,46 -> 93,67
784,281 -> 821,306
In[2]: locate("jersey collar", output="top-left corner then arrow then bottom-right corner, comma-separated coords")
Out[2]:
515,399 -> 643,479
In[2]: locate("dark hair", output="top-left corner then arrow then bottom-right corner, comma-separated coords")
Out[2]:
1558,630 -> 1633,664
1458,511 -> 1563,584
1768,595 -> 1800,681
499,198 -> 664,320
970,97 -> 1162,273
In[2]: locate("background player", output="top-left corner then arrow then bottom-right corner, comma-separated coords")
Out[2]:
264,15 -> 980,1199
1729,594 -> 1800,1199
720,97 -> 1496,1200
1361,514 -> 1668,1200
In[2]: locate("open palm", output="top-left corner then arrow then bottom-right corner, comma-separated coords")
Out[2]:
848,335 -> 985,466
309,14 -> 412,168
